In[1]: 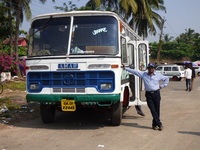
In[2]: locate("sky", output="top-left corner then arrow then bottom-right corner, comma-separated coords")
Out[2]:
21,0 -> 200,42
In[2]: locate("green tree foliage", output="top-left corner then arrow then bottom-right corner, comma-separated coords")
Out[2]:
150,28 -> 200,62
54,0 -> 166,39
0,2 -> 10,39
192,38 -> 200,61
55,1 -> 78,11
163,34 -> 174,42
128,0 -> 166,38
0,0 -> 30,76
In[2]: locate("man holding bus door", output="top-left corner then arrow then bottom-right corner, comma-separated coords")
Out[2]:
122,63 -> 169,131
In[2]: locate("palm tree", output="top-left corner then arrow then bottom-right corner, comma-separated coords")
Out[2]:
0,1 -> 14,54
163,34 -> 174,42
84,0 -> 166,39
39,0 -> 55,3
11,0 -> 32,77
55,1 -> 78,11
119,0 -> 138,21
127,0 -> 166,39
1,0 -> 55,77
176,28 -> 195,44
12,0 -> 55,62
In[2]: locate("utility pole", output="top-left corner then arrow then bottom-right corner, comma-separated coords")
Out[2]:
156,17 -> 165,63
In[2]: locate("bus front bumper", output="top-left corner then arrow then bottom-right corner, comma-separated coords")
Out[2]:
26,94 -> 120,104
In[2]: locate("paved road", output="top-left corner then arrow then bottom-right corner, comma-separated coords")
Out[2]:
0,77 -> 200,150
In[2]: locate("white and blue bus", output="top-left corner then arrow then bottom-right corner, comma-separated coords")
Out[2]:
26,11 -> 149,126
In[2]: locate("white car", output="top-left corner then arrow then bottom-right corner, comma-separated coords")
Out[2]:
155,64 -> 185,81
194,66 -> 200,76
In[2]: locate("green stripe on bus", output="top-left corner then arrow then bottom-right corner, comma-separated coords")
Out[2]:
26,94 -> 120,103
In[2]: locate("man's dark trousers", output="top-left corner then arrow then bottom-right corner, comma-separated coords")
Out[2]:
145,90 -> 162,126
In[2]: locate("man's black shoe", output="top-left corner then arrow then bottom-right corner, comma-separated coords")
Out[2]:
137,110 -> 145,116
185,89 -> 188,91
158,125 -> 163,131
152,124 -> 158,130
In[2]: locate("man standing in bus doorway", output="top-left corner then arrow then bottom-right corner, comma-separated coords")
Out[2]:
122,63 -> 169,131
184,63 -> 192,91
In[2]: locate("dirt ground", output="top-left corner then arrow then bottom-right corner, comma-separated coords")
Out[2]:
0,78 -> 200,150
0,88 -> 40,129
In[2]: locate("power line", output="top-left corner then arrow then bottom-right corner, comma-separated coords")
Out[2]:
165,20 -> 179,38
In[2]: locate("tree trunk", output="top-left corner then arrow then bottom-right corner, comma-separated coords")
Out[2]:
7,1 -> 13,55
156,18 -> 165,63
14,2 -> 22,78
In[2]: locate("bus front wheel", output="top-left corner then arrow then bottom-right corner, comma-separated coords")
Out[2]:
111,101 -> 122,126
40,104 -> 56,123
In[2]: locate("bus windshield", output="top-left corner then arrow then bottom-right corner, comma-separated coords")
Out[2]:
30,16 -> 119,56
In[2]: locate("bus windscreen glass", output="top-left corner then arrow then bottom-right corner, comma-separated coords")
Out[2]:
30,16 -> 118,56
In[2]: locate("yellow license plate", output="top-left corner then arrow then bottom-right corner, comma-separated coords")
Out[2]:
61,99 -> 76,111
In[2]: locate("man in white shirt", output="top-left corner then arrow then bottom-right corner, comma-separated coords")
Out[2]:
184,64 -> 192,91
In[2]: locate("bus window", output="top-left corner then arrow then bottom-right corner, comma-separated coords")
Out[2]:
138,43 -> 148,70
70,16 -> 118,55
127,44 -> 135,67
30,16 -> 120,56
121,38 -> 127,63
30,17 -> 71,56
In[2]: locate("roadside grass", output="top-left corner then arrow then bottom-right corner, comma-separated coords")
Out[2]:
3,80 -> 26,91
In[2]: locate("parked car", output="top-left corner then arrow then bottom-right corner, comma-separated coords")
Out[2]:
194,66 -> 200,76
155,64 -> 185,81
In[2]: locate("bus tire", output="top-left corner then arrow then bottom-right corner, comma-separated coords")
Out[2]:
122,87 -> 130,113
111,101 -> 122,126
40,104 -> 56,123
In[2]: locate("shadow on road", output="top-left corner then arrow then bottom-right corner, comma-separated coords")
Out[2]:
12,108 -> 114,130
11,107 -> 146,131
178,131 -> 200,136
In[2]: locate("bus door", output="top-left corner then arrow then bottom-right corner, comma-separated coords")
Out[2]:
127,41 -> 149,106
127,43 -> 137,104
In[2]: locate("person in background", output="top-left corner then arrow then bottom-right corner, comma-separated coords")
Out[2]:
189,63 -> 196,90
122,63 -> 169,131
184,63 -> 192,91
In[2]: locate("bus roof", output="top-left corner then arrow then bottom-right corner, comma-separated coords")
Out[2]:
34,11 -> 118,19
31,10 -> 142,40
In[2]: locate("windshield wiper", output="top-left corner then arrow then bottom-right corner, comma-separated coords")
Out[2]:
30,15 -> 53,37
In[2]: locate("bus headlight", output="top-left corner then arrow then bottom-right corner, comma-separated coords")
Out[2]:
100,83 -> 112,90
30,83 -> 40,90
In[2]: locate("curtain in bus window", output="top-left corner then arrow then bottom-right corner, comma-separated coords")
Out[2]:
70,16 -> 118,55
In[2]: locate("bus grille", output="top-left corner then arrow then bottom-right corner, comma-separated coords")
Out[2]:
27,71 -> 115,93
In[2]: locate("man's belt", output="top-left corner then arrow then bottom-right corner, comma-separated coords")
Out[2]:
146,89 -> 159,93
